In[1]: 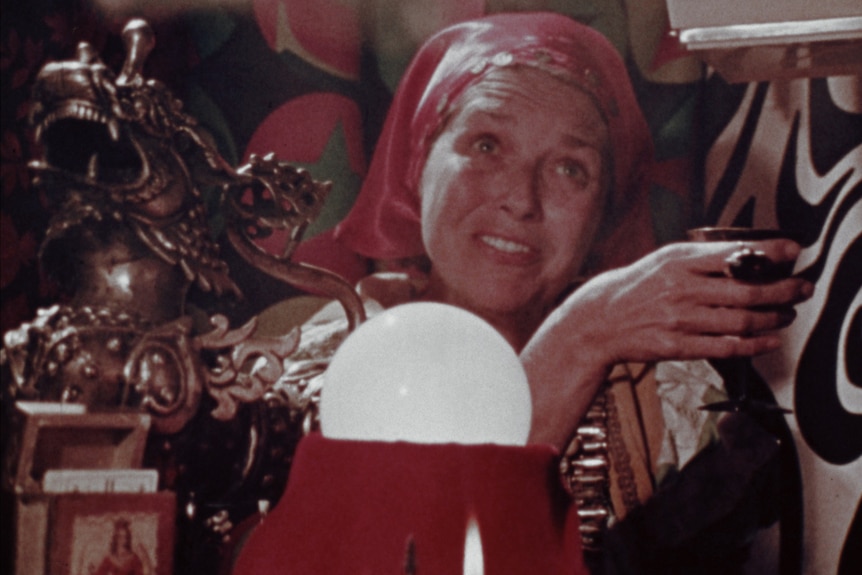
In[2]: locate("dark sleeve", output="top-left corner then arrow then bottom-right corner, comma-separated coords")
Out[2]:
601,412 -> 782,575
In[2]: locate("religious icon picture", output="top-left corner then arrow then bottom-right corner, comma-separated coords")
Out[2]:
47,492 -> 176,575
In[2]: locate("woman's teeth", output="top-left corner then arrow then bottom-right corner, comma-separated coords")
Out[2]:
481,235 -> 530,254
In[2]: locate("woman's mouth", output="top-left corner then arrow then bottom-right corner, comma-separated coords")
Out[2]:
479,235 -> 533,255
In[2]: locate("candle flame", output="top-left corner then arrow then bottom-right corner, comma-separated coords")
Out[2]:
463,515 -> 484,575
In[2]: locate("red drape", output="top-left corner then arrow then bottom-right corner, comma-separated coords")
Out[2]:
234,433 -> 589,575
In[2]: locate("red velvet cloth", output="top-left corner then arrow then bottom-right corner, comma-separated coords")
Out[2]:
334,12 -> 655,272
233,433 -> 589,574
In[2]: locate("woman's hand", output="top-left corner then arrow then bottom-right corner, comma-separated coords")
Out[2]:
522,239 -> 813,449
567,239 -> 812,364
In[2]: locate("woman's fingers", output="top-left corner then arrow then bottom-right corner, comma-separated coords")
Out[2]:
683,276 -> 814,308
657,332 -> 785,359
560,238 -> 813,366
675,239 -> 802,276
647,241 -> 813,308
677,304 -> 797,335
604,325 -> 785,362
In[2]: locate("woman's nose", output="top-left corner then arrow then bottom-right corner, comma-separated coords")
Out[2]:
498,164 -> 542,219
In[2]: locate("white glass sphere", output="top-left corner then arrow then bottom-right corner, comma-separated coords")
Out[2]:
320,302 -> 532,445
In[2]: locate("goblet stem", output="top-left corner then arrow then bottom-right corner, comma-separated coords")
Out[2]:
687,227 -> 796,414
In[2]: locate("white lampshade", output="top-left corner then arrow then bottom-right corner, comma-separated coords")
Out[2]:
320,302 -> 532,446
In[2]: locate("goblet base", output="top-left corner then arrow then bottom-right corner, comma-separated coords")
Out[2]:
699,398 -> 792,414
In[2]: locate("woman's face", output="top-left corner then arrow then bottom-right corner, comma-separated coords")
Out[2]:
115,526 -> 131,550
419,66 -> 610,318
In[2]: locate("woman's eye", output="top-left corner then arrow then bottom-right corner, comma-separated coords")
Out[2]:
557,161 -> 587,181
472,136 -> 498,154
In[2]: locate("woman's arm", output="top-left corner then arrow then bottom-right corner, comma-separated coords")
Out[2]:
521,239 -> 813,450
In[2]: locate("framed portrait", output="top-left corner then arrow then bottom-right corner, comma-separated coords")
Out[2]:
47,492 -> 176,575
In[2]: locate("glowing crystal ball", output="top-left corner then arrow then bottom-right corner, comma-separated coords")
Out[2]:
321,302 -> 532,445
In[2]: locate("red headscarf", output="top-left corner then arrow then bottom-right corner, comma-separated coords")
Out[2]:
335,12 -> 655,272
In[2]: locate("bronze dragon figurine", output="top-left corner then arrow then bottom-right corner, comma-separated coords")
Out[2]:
1,18 -> 365,571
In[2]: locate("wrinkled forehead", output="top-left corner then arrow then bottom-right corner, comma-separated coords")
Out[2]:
443,65 -> 609,129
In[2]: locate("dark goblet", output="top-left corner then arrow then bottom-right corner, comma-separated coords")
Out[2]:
686,227 -> 797,413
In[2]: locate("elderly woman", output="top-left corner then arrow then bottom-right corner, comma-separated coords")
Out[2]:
238,11 -> 811,575
334,12 -> 807,446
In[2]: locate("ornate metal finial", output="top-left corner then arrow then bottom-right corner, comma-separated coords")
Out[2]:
117,18 -> 155,86
75,41 -> 98,64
